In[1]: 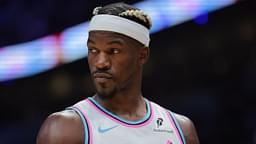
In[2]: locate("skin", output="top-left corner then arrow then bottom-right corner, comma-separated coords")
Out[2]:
37,31 -> 200,144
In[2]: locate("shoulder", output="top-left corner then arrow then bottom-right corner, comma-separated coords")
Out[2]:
173,113 -> 200,144
149,101 -> 199,143
37,110 -> 84,144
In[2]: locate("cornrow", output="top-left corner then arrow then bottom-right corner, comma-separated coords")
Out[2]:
119,9 -> 152,29
92,6 -> 102,15
91,3 -> 152,30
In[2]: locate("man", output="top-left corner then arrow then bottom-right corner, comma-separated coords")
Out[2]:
37,2 -> 199,144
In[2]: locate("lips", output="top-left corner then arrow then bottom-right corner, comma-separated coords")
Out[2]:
93,72 -> 112,83
93,72 -> 112,79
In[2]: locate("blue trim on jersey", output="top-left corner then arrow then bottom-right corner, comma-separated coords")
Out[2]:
67,107 -> 89,144
88,97 -> 151,125
169,111 -> 186,144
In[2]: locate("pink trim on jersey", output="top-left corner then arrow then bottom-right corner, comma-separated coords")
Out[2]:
75,106 -> 93,144
86,99 -> 154,128
166,111 -> 184,144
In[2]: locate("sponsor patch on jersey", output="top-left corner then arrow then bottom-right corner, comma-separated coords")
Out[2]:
153,118 -> 174,133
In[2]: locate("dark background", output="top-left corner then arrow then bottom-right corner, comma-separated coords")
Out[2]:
0,0 -> 255,143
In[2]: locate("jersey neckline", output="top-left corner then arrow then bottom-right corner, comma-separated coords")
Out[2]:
87,97 -> 153,126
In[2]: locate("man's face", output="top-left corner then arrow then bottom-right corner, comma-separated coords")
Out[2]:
87,31 -> 146,99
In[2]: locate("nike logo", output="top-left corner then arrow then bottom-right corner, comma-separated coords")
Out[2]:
98,125 -> 119,133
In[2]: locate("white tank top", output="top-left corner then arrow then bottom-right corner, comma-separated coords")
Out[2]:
68,97 -> 186,144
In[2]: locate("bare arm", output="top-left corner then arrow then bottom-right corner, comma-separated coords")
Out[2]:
37,110 -> 84,144
174,114 -> 200,144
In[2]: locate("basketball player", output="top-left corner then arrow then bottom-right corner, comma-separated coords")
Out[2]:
37,2 -> 199,144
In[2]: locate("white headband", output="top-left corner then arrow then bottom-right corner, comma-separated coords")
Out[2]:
88,14 -> 150,47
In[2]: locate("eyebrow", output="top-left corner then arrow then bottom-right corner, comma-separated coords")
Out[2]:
107,40 -> 124,46
87,39 -> 95,44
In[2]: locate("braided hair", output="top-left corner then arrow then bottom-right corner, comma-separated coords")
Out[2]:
92,3 -> 152,30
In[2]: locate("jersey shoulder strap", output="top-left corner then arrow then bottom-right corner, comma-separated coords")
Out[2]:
66,98 -> 92,144
151,102 -> 186,144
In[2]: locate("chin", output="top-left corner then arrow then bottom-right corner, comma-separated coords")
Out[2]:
96,87 -> 116,100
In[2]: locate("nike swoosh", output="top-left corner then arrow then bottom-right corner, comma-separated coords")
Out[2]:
98,125 -> 119,133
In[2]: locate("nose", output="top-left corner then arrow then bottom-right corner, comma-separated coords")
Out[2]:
95,52 -> 111,70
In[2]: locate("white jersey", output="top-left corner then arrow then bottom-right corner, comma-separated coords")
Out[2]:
68,97 -> 186,144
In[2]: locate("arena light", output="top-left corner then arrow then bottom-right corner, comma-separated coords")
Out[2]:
0,0 -> 236,82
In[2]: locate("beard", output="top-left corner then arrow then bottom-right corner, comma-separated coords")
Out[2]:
93,77 -> 134,100
91,69 -> 117,99
95,85 -> 117,100
91,67 -> 136,100
93,78 -> 117,100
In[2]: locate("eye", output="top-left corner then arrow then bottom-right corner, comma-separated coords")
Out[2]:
111,48 -> 120,54
88,48 -> 98,54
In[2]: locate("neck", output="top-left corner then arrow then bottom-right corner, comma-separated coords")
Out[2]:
93,68 -> 148,121
94,94 -> 147,121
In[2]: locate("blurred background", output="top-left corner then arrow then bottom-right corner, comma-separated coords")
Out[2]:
0,0 -> 255,143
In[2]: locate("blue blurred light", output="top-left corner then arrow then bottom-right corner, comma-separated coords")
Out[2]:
0,0 -> 236,82
194,13 -> 208,25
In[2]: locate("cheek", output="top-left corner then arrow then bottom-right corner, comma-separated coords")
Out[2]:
113,56 -> 138,77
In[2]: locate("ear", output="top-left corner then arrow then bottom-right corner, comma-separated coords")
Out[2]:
139,47 -> 150,65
